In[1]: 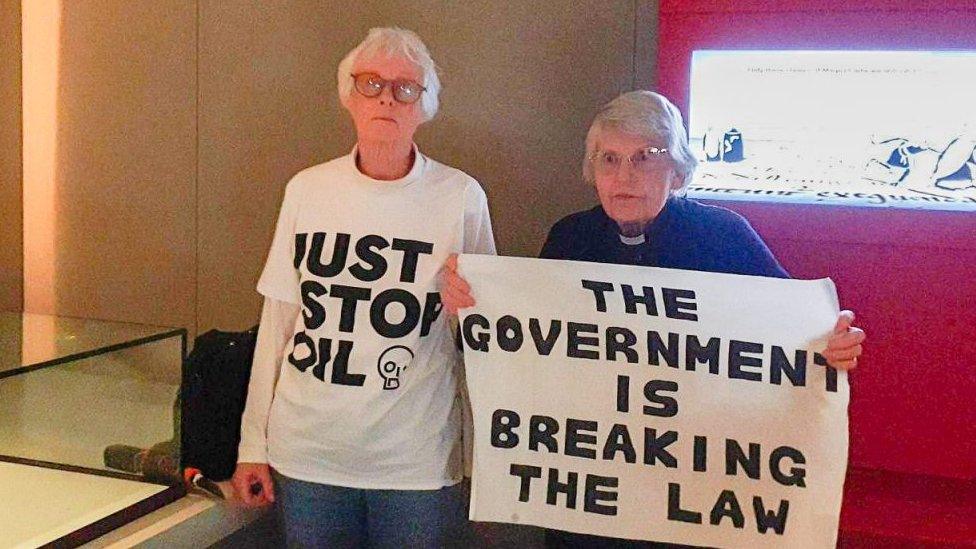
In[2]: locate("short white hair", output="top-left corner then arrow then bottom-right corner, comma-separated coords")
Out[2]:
337,27 -> 441,121
583,91 -> 698,193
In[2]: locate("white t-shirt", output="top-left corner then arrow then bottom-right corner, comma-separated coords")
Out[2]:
241,146 -> 495,489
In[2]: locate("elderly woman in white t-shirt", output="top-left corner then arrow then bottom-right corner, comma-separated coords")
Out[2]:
232,27 -> 495,548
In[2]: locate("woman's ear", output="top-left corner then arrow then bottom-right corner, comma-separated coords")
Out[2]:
667,167 -> 683,192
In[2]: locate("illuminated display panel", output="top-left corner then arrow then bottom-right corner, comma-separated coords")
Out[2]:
687,50 -> 976,210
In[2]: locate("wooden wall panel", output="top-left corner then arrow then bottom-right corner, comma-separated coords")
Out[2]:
19,1 -> 660,336
23,1 -> 196,331
0,0 -> 22,311
196,0 -> 658,331
196,1 -> 379,331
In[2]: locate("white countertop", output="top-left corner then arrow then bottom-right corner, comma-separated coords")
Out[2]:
0,461 -> 169,549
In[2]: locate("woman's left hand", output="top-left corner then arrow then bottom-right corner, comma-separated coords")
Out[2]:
441,253 -> 475,315
822,310 -> 866,370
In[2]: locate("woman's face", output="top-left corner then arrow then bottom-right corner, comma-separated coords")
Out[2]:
592,130 -> 678,231
345,54 -> 426,144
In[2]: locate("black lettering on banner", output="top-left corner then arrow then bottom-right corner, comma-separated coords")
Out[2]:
293,233 -> 308,269
329,284 -> 371,332
642,380 -> 679,417
546,468 -> 578,509
648,331 -> 680,368
771,347 -> 807,387
686,335 -> 720,374
567,322 -> 600,360
510,464 -> 542,502
770,446 -> 807,488
662,287 -> 698,321
462,314 -> 490,352
348,234 -> 389,282
667,483 -> 702,524
529,415 -> 559,453
419,292 -> 442,337
584,475 -> 619,516
300,280 -> 328,330
497,315 -> 524,352
693,436 -> 708,472
815,352 -> 839,393
729,340 -> 764,382
726,439 -> 761,480
391,238 -> 433,283
754,497 -> 790,535
565,419 -> 598,459
602,424 -> 637,463
491,409 -> 520,449
288,331 -> 316,372
622,285 -> 658,315
308,232 -> 350,278
371,289 -> 421,339
581,280 -> 614,312
606,327 -> 638,363
616,375 -> 629,413
643,429 -> 678,467
529,318 -> 561,355
710,490 -> 746,529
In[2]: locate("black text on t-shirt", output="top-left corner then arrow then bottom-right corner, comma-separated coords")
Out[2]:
287,232 -> 443,389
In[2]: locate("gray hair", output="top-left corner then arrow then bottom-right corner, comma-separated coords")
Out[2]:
337,27 -> 441,121
583,91 -> 698,193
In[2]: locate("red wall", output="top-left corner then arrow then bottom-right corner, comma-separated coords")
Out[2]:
658,0 -> 976,485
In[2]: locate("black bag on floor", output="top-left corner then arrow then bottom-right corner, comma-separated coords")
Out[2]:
180,326 -> 258,481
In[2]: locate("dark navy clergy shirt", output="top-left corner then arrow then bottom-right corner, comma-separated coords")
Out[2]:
539,196 -> 789,279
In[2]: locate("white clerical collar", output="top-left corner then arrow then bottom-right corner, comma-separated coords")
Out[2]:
619,233 -> 646,246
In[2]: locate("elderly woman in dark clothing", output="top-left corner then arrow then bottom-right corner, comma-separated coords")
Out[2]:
442,90 -> 865,548
538,91 -> 787,279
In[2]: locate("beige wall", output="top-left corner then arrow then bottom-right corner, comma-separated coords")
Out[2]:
199,0 -> 658,331
383,1 -> 637,255
23,1 -> 197,330
22,1 -> 657,334
196,0 -> 379,331
0,0 -> 22,311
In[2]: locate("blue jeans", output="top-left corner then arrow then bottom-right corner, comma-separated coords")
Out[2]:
273,470 -> 469,548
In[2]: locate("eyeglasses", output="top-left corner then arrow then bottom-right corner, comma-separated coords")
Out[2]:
351,73 -> 426,104
590,147 -> 670,175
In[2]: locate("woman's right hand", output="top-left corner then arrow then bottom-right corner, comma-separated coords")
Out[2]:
232,462 -> 275,506
441,254 -> 475,315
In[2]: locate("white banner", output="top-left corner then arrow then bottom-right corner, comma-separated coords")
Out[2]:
460,254 -> 849,548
